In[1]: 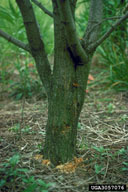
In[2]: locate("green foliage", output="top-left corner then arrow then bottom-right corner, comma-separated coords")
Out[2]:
120,114 -> 128,122
36,143 -> 43,152
0,0 -> 54,56
76,0 -> 89,37
0,0 -> 53,99
8,123 -> 35,135
96,0 -> 128,92
91,146 -> 109,175
97,44 -> 128,91
32,0 -> 54,55
91,146 -> 128,176
77,122 -> 84,129
122,162 -> 128,171
106,103 -> 115,113
94,164 -> 105,175
8,58 -> 47,100
0,154 -> 24,189
0,0 -> 27,56
23,177 -> 54,192
0,57 -> 47,100
8,123 -> 20,133
118,147 -> 128,172
92,146 -> 110,156
0,154 -> 54,192
21,126 -> 33,133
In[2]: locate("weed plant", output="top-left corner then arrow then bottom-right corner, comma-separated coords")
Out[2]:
0,0 -> 27,57
97,43 -> 128,92
91,146 -> 128,176
0,154 -> 54,192
97,0 -> 128,92
8,58 -> 47,100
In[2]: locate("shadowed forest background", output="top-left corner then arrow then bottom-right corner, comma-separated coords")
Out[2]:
0,0 -> 128,191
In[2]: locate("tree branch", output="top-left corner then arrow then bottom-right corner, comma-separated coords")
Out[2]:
88,11 -> 128,52
16,0 -> 52,94
84,16 -> 122,42
0,29 -> 30,52
56,0 -> 87,65
83,0 -> 103,49
31,0 -> 53,17
70,0 -> 77,19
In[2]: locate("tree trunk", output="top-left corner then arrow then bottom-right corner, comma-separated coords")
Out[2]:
43,0 -> 91,165
44,57 -> 90,165
43,31 -> 90,165
43,0 -> 95,165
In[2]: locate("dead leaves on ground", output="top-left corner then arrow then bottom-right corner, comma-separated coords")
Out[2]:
34,154 -> 50,166
34,154 -> 83,173
56,157 -> 83,173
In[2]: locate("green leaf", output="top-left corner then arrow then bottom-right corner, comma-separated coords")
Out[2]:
0,167 -> 6,172
0,179 -> 6,187
23,176 -> 35,184
9,154 -> 20,166
118,148 -> 126,155
93,146 -> 105,153
0,6 -> 14,24
121,167 -> 128,171
16,92 -> 23,100
37,179 -> 47,187
77,122 -> 81,129
8,0 -> 19,18
17,168 -> 29,172
94,164 -> 104,174
122,162 -> 128,166
23,183 -> 38,192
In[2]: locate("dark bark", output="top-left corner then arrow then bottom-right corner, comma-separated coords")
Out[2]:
0,29 -> 30,52
31,0 -> 53,17
16,0 -> 52,95
43,0 -> 90,165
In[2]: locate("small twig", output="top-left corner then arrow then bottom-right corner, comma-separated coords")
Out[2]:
20,143 -> 28,151
0,29 -> 30,52
31,0 -> 53,18
21,97 -> 25,124
103,157 -> 109,179
89,109 -> 128,114
19,97 -> 25,136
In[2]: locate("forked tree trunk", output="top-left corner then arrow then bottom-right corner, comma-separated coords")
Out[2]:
43,0 -> 91,165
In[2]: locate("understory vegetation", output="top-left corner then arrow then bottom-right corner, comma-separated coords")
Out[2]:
0,0 -> 128,191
